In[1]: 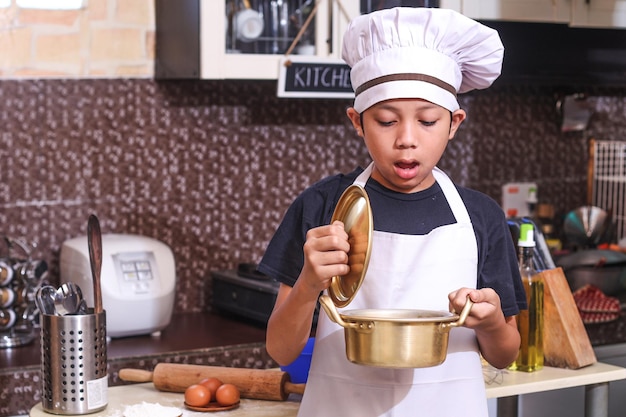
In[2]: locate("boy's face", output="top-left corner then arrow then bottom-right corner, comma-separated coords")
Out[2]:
347,98 -> 465,194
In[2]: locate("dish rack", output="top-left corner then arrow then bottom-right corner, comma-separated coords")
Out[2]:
588,139 -> 626,242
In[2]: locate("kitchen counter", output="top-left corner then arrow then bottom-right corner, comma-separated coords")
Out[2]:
28,363 -> 626,417
0,311 -> 268,369
29,382 -> 301,417
0,312 -> 271,417
4,309 -> 626,417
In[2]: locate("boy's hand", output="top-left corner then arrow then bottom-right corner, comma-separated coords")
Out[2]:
449,287 -> 521,369
448,287 -> 504,332
300,220 -> 351,294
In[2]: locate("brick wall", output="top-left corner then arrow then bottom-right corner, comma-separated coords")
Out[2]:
0,0 -> 154,78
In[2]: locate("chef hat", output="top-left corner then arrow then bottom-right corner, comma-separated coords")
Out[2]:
342,7 -> 504,113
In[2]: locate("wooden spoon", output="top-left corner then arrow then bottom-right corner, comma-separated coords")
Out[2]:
87,214 -> 103,314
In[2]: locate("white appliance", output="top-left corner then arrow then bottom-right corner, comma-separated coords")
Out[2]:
60,234 -> 176,338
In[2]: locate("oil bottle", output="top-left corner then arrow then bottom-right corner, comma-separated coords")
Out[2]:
510,223 -> 544,372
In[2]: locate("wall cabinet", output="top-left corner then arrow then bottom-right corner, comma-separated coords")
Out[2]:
570,0 -> 626,28
155,0 -> 626,81
156,0 -> 359,80
458,0 -> 570,23
458,0 -> 626,28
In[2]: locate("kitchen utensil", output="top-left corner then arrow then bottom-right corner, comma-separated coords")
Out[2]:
319,294 -> 473,368
329,185 -> 373,308
278,0 -> 289,50
557,93 -> 593,132
541,268 -> 597,369
185,402 -> 239,412
35,285 -> 57,316
87,214 -> 103,314
563,206 -> 613,248
270,0 -> 279,53
54,282 -> 84,316
41,309 -> 108,414
322,183 -> 474,368
556,249 -> 626,295
118,364 -> 305,401
235,0 -> 264,41
76,299 -> 88,315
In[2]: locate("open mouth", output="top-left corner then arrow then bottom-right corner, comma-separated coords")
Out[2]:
394,160 -> 419,179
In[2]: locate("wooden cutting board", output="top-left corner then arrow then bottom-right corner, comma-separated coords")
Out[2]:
542,267 -> 597,369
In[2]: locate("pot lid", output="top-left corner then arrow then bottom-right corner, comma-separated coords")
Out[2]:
328,185 -> 373,308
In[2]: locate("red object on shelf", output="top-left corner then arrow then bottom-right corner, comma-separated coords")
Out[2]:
573,284 -> 621,324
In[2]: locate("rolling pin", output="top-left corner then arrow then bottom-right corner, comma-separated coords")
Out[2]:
118,363 -> 305,401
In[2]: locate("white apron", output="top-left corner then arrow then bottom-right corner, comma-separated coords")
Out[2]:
298,163 -> 487,417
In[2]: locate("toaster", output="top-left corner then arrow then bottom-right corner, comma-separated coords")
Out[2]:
60,234 -> 176,338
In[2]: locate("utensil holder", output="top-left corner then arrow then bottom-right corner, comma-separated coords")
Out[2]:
40,310 -> 108,415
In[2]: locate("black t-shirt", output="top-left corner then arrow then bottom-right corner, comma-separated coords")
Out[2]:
258,167 -> 527,317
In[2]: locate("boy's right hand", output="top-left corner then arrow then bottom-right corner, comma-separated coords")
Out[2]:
300,220 -> 351,293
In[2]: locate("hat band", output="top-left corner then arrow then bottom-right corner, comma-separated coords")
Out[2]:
355,73 -> 457,98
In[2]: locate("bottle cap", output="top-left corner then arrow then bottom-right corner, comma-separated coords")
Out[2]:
527,186 -> 538,204
518,223 -> 535,247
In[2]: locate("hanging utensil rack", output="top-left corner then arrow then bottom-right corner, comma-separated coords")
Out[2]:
589,138 -> 626,241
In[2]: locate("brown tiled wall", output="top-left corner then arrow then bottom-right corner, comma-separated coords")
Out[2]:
1,79 -> 625,314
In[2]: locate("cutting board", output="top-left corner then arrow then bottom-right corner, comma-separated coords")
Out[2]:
542,267 -> 597,369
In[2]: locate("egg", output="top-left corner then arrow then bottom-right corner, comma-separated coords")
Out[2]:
199,377 -> 223,399
215,383 -> 240,406
184,384 -> 211,407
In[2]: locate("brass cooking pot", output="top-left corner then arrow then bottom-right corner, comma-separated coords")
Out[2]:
325,184 -> 474,368
319,294 -> 473,368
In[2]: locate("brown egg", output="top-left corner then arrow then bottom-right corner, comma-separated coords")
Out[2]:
184,384 -> 211,407
199,377 -> 223,399
215,383 -> 240,406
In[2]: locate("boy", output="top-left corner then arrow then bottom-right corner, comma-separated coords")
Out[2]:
259,7 -> 526,417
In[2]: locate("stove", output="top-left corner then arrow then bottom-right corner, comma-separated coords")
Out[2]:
210,263 -> 318,327
210,264 -> 279,326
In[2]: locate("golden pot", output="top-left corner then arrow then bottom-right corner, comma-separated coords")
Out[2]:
319,294 -> 473,368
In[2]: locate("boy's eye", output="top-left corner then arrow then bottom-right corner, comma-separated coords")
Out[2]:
377,119 -> 395,127
420,120 -> 436,127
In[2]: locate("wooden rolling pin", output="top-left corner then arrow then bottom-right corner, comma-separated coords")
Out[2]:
118,363 -> 305,401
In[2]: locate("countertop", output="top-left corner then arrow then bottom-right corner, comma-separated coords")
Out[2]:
0,312 -> 272,417
28,363 -> 626,417
4,309 -> 626,417
3,309 -> 625,371
29,382 -> 302,417
1,311 -> 268,370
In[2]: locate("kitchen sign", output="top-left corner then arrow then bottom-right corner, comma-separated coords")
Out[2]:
277,56 -> 354,99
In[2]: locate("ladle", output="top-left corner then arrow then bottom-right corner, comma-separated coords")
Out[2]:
35,285 -> 58,316
54,282 -> 84,316
88,214 -> 104,314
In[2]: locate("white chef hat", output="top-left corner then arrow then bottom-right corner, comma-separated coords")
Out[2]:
342,7 -> 504,113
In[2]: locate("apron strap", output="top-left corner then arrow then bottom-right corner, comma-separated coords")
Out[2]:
432,167 -> 471,224
354,162 -> 373,187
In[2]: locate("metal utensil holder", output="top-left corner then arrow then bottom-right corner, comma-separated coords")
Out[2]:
41,310 -> 108,415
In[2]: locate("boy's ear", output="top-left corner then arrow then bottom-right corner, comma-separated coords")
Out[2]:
449,109 -> 466,139
346,107 -> 363,136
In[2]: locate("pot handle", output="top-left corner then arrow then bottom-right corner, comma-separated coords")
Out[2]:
319,294 -> 359,330
444,296 -> 474,329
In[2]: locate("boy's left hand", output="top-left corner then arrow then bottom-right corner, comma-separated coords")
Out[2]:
448,287 -> 504,332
